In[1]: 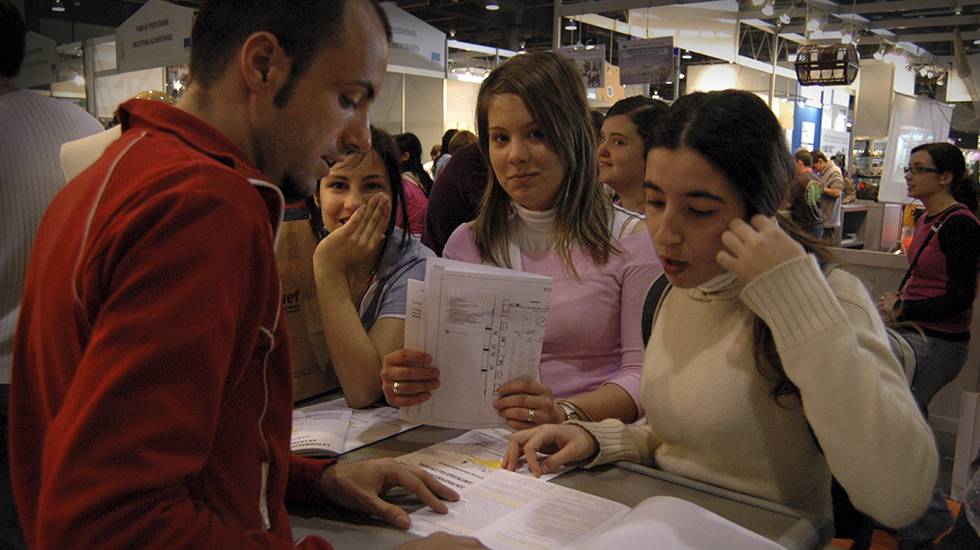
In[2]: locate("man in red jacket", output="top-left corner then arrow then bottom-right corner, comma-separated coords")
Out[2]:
9,1 -> 480,548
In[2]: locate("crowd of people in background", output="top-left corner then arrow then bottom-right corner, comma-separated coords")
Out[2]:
2,0 -> 980,548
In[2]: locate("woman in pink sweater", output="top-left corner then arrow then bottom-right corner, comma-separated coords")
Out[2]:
379,52 -> 661,428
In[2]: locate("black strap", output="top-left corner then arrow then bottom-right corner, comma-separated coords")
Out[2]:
897,204 -> 966,293
641,274 -> 671,347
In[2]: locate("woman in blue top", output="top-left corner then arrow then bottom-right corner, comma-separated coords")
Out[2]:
312,127 -> 434,408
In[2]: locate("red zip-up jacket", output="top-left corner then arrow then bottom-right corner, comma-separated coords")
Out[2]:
10,100 -> 334,549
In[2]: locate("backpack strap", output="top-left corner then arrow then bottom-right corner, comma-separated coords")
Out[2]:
897,204 -> 968,293
641,273 -> 671,347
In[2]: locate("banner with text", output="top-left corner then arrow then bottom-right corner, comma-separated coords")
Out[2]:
618,37 -> 673,85
15,32 -> 59,88
116,0 -> 195,73
381,2 -> 446,73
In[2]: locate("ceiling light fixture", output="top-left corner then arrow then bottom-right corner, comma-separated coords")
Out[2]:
873,45 -> 885,60
681,51 -> 692,60
779,12 -> 791,25
841,30 -> 853,44
564,19 -> 577,31
761,1 -> 775,17
806,16 -> 822,33
485,1 -> 500,11
51,0 -> 65,12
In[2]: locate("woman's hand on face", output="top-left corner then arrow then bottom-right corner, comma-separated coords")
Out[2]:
501,425 -> 598,477
313,193 -> 391,274
717,215 -> 806,285
493,379 -> 563,430
381,349 -> 440,407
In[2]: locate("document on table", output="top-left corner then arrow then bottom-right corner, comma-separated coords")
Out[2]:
396,428 -> 564,492
291,397 -> 419,456
401,258 -> 552,429
408,469 -> 785,550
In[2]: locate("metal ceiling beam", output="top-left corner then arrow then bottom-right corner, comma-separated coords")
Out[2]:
556,0 -> 682,17
781,13 -> 980,34
856,29 -> 980,44
742,0 -> 980,20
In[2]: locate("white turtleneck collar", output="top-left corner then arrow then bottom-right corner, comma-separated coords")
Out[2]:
512,202 -> 557,252
697,271 -> 740,293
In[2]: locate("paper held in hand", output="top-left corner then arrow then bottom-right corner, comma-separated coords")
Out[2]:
401,258 -> 552,429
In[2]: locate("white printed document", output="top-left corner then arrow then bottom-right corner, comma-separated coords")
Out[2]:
291,397 -> 419,456
401,258 -> 552,429
408,469 -> 785,550
396,428 -> 564,492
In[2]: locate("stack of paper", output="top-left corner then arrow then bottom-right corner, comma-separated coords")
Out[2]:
401,258 -> 553,429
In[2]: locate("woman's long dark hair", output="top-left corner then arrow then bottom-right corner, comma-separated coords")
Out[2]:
649,90 -> 832,402
911,142 -> 979,213
395,132 -> 434,195
308,126 -> 411,255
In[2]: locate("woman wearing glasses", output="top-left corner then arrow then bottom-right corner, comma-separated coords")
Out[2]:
879,144 -> 980,417
878,142 -> 980,547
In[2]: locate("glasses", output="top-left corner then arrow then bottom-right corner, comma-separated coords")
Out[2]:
903,166 -> 940,175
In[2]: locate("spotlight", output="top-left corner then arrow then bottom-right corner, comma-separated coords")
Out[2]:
681,51 -> 692,60
72,74 -> 84,86
806,17 -> 821,33
761,2 -> 774,17
779,12 -> 791,25
51,0 -> 65,12
485,1 -> 500,11
564,19 -> 577,31
841,31 -> 853,44
873,46 -> 885,60
751,0 -> 765,5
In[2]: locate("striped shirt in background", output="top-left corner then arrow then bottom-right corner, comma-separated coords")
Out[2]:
0,85 -> 104,383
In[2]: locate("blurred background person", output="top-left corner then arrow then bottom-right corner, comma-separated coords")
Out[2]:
598,96 -> 667,214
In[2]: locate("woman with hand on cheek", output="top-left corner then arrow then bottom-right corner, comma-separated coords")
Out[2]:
313,127 -> 434,409
381,52 -> 662,429
502,90 -> 937,531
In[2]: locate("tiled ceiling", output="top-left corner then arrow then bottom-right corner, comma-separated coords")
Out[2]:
22,0 -> 977,63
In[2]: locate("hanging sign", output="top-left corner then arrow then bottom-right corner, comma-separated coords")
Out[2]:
381,2 -> 446,72
557,45 -> 606,90
618,37 -> 673,85
15,32 -> 59,88
116,0 -> 195,73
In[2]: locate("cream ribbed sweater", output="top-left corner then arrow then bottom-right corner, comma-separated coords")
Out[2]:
575,255 -> 937,528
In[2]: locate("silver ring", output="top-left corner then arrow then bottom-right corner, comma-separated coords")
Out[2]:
527,408 -> 535,422
393,381 -> 402,395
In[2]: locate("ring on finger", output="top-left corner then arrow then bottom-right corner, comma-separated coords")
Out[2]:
527,407 -> 535,423
393,381 -> 403,395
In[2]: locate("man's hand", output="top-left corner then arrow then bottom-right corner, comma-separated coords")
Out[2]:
319,458 -> 458,529
717,215 -> 806,285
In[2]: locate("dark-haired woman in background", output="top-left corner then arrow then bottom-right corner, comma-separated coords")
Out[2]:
597,95 -> 668,214
878,142 -> 980,548
313,127 -> 433,408
503,90 -> 937,530
880,143 -> 980,416
394,132 -> 431,237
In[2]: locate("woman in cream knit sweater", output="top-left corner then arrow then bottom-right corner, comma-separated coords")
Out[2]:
503,90 -> 938,529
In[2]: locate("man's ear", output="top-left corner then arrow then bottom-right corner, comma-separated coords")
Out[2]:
239,31 -> 290,95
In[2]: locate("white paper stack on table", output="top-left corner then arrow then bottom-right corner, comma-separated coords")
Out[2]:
401,257 -> 553,429
408,469 -> 786,550
291,397 -> 419,456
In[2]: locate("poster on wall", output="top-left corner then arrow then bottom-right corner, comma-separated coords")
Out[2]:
878,93 -> 953,204
557,46 -> 606,90
617,37 -> 673,85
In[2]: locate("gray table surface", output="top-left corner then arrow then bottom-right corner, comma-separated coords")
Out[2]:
288,423 -> 833,549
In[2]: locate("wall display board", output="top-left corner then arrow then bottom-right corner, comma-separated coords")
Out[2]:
557,46 -> 606,90
15,32 -> 59,88
878,93 -> 953,204
381,2 -> 446,73
115,0 -> 194,73
617,37 -> 673,85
